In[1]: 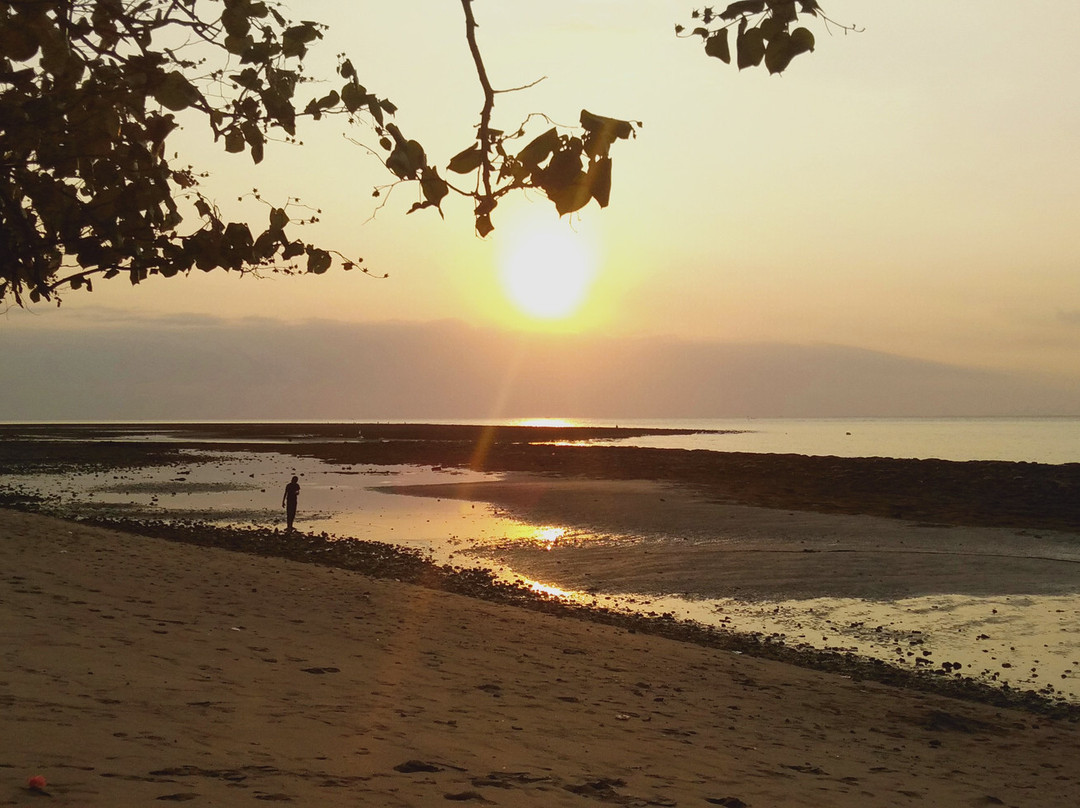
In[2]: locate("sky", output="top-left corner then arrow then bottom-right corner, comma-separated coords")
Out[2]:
2,1 -> 1079,420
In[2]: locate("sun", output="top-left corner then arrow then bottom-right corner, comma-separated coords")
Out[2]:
499,221 -> 596,320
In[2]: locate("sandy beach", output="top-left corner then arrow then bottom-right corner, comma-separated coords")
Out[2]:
3,424 -> 1080,805
4,507 -> 1080,807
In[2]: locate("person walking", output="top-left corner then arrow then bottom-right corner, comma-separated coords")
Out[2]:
282,475 -> 301,530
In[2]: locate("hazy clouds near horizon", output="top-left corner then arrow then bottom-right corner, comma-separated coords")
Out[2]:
3,319 -> 1077,421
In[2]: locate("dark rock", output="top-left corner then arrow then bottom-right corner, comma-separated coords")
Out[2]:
394,760 -> 443,774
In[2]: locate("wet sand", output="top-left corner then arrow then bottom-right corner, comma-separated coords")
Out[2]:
385,477 -> 1080,601
4,508 -> 1080,807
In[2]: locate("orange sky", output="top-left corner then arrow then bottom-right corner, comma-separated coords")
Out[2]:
4,1 -> 1079,412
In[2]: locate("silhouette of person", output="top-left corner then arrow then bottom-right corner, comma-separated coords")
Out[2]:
282,475 -> 300,530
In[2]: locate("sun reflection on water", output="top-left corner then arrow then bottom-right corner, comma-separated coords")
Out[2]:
510,418 -> 580,428
534,526 -> 566,548
527,580 -> 576,599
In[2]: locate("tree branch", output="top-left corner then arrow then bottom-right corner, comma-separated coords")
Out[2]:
494,75 -> 547,95
459,0 -> 495,200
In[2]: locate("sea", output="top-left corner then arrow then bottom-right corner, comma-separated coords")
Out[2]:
7,415 -> 1077,464
485,416 -> 1080,465
3,416 -> 1079,702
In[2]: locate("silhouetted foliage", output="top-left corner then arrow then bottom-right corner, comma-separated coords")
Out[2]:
0,0 -> 398,304
677,1 -> 831,73
0,0 -> 840,305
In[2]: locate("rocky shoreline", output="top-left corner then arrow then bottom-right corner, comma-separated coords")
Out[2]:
3,499 -> 1076,721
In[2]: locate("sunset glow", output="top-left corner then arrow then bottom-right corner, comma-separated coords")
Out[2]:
3,2 -> 1079,419
498,222 -> 596,321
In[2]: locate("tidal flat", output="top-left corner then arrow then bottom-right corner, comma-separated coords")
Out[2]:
2,422 -> 1078,711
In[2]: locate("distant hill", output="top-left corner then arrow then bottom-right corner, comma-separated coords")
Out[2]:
3,318 -> 1077,420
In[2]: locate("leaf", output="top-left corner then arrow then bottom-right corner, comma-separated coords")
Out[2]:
736,27 -> 766,69
282,240 -> 305,260
0,23 -> 40,61
515,127 -> 560,169
790,26 -> 815,54
763,27 -> 813,73
759,15 -> 788,42
242,122 -> 265,164
420,168 -> 448,208
39,26 -> 72,76
224,129 -> 245,153
540,150 -> 591,216
580,110 -> 635,159
542,149 -> 583,191
475,212 -> 494,237
764,28 -> 812,74
240,41 -> 281,64
580,110 -> 634,140
268,67 -> 298,98
261,87 -> 296,135
704,31 -> 731,63
221,7 -> 250,38
306,247 -> 332,274
764,32 -> 794,73
341,82 -> 363,112
269,207 -> 289,230
447,146 -> 483,174
282,23 -> 322,58
721,1 -> 767,21
253,229 -> 279,259
547,175 -> 590,216
587,157 -> 613,208
230,68 -> 261,91
387,139 -> 425,179
304,90 -> 339,120
767,0 -> 798,25
224,221 -> 254,252
154,71 -> 201,111
284,23 -> 322,44
366,97 -> 384,126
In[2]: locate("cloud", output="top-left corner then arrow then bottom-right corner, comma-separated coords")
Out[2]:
2,319 -> 1078,421
1,304 -> 236,330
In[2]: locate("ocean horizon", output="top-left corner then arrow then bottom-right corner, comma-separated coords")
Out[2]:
5,416 -> 1078,465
